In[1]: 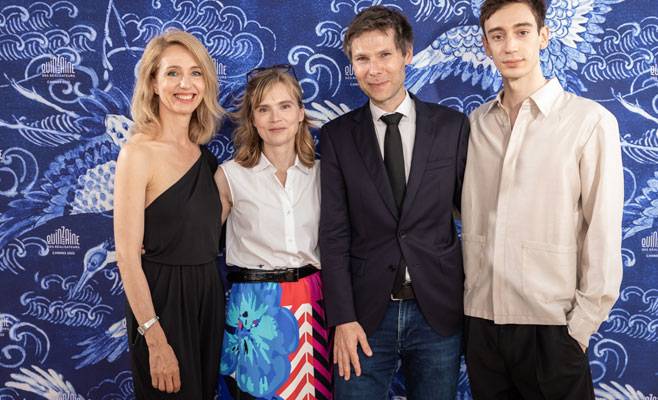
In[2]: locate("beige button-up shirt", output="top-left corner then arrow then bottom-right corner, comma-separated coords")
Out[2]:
461,78 -> 624,348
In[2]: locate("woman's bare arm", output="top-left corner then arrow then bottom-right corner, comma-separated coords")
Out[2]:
214,166 -> 233,224
114,142 -> 156,331
114,142 -> 180,393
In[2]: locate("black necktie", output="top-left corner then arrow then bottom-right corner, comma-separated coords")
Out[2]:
381,112 -> 408,293
381,113 -> 406,209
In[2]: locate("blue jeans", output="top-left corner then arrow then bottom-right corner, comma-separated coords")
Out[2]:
333,300 -> 461,400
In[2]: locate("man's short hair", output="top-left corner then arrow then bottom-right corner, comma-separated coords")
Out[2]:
479,0 -> 547,33
343,5 -> 413,60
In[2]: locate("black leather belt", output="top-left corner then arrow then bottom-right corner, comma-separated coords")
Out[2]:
391,282 -> 415,300
227,264 -> 319,283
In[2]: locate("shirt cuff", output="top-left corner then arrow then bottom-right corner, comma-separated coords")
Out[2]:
566,307 -> 599,349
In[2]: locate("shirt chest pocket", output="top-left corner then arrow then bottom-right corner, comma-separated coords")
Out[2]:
521,241 -> 578,302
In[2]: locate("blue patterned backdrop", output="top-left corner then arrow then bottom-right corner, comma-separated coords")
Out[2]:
0,0 -> 656,398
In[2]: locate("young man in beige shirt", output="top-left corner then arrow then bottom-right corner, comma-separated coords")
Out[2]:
461,0 -> 624,398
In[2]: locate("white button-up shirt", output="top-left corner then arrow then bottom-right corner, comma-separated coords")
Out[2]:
222,155 -> 321,270
370,91 -> 416,182
461,78 -> 624,348
371,91 -> 416,282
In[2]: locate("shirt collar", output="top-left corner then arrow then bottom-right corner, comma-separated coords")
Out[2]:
529,78 -> 562,116
484,90 -> 505,114
485,78 -> 563,116
292,156 -> 312,175
253,153 -> 311,175
370,90 -> 413,122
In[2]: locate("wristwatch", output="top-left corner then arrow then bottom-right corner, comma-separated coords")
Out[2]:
137,315 -> 159,335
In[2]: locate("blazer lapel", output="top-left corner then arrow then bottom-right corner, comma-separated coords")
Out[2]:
351,104 -> 399,220
401,98 -> 435,219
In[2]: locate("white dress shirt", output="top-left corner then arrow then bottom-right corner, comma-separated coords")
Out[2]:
370,91 -> 416,282
222,155 -> 321,270
461,78 -> 624,348
370,91 -> 416,182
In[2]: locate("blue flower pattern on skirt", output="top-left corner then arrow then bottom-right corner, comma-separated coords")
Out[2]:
220,282 -> 299,399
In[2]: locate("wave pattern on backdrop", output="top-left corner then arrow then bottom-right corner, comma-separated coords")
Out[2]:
0,0 -> 656,398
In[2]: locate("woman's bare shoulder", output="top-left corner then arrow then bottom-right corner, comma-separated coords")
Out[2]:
117,133 -> 157,167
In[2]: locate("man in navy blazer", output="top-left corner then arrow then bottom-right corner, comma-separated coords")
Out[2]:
320,6 -> 470,399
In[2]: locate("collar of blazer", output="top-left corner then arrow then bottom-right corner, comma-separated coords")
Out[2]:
350,92 -> 439,221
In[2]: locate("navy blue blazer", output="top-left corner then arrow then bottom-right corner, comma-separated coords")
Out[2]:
319,95 -> 470,336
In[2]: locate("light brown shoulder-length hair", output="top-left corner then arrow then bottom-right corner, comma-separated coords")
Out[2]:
233,69 -> 315,168
130,29 -> 224,144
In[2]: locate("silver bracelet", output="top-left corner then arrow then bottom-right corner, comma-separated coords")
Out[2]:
137,315 -> 159,335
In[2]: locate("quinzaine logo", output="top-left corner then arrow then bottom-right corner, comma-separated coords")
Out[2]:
58,394 -> 84,400
46,226 -> 81,255
41,56 -> 75,83
0,316 -> 9,337
344,64 -> 358,87
641,231 -> 658,258
214,59 -> 228,82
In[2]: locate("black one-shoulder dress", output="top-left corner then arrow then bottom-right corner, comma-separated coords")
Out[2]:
126,147 -> 224,399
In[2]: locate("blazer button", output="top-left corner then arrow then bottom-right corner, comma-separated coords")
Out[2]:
399,231 -> 407,239
388,265 -> 397,271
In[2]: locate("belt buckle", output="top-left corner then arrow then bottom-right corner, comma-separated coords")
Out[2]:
390,291 -> 403,301
284,269 -> 296,282
391,283 -> 412,301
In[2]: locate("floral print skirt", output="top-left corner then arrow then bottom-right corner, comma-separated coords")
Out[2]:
219,271 -> 332,400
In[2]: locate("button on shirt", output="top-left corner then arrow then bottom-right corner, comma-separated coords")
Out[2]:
461,78 -> 624,348
222,156 -> 321,270
370,91 -> 416,281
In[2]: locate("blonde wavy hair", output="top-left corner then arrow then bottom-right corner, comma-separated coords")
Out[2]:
233,68 -> 315,168
130,30 -> 224,144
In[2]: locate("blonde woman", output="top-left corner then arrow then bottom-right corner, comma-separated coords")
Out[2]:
215,66 -> 331,399
114,30 -> 224,399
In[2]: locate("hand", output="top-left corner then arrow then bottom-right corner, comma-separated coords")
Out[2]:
578,342 -> 587,353
565,326 -> 587,354
145,325 -> 181,393
334,321 -> 373,381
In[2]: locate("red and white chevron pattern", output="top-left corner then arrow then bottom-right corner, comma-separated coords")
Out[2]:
278,299 -> 332,400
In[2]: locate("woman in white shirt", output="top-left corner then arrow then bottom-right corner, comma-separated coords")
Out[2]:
214,65 -> 330,399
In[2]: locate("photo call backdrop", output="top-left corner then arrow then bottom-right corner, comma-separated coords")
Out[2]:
0,0 -> 656,398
